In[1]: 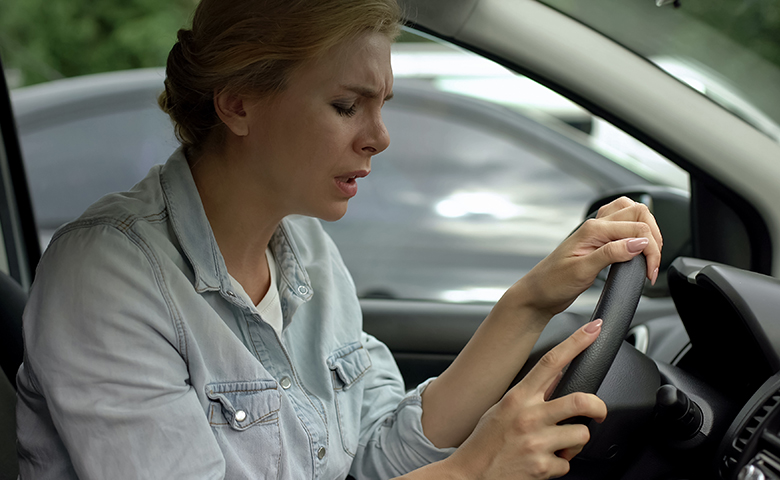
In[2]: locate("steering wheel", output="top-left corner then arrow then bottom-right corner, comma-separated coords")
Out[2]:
550,254 -> 647,400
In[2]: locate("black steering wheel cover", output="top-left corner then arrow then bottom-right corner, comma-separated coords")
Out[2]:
551,254 -> 646,399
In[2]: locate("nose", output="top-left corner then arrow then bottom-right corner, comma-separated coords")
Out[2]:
359,113 -> 390,155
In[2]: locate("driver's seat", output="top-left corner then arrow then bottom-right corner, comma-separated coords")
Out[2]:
0,270 -> 27,479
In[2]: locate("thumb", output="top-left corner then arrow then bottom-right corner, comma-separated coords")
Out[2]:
588,237 -> 648,272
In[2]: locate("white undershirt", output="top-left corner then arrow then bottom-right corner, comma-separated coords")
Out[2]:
228,248 -> 284,337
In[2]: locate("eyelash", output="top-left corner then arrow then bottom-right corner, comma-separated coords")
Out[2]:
333,103 -> 357,117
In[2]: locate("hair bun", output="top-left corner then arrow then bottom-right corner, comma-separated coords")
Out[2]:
176,29 -> 196,52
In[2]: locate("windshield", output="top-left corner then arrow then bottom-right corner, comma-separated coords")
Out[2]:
540,0 -> 780,143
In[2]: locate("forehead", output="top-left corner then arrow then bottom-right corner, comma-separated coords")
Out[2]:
294,32 -> 393,90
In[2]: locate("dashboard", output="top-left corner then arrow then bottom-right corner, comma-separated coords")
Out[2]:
666,258 -> 780,479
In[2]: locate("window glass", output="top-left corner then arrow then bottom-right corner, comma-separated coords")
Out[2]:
322,97 -> 598,302
320,31 -> 688,304
18,105 -> 177,245
541,0 -> 780,144
13,30 -> 688,305
391,32 -> 689,191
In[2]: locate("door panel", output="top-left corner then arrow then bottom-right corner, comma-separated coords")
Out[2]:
361,298 -> 588,390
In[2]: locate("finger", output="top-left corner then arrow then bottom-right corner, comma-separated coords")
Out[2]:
542,455 -> 573,479
594,202 -> 664,279
546,423 -> 591,456
518,320 -> 602,396
595,196 -> 636,219
601,201 -> 663,251
590,237 -> 661,284
543,371 -> 563,401
556,445 -> 584,462
576,219 -> 661,281
533,455 -> 572,480
577,219 -> 654,247
543,392 -> 608,425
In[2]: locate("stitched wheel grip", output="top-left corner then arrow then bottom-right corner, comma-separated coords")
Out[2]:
551,254 -> 646,399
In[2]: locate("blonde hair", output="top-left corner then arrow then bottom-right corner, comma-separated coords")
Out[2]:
158,0 -> 402,155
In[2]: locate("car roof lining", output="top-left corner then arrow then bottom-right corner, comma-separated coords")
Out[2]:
400,0 -> 479,38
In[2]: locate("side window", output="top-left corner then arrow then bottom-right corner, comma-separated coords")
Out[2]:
321,31 -> 689,304
322,93 -> 598,302
16,100 -> 177,247
9,33 -> 689,305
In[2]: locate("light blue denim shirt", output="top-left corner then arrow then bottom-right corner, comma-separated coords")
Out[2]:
16,149 -> 453,479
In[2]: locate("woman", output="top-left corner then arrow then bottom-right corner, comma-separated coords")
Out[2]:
15,0 -> 662,478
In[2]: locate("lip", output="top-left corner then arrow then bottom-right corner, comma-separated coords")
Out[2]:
334,170 -> 370,198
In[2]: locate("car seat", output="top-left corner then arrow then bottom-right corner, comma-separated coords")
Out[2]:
0,270 -> 27,479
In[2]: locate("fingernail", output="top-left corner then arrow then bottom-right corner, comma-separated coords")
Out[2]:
626,237 -> 649,254
651,267 -> 659,286
583,319 -> 603,334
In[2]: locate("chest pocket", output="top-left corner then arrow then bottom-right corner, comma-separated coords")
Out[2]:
327,341 -> 372,457
206,380 -> 282,479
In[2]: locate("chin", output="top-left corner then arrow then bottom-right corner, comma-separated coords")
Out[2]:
312,202 -> 349,223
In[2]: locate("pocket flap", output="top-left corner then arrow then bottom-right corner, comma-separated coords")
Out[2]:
206,380 -> 280,431
327,342 -> 371,390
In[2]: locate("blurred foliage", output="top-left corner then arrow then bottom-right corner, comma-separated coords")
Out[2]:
0,0 -> 196,86
4,0 -> 777,89
0,0 -> 430,88
684,0 -> 780,69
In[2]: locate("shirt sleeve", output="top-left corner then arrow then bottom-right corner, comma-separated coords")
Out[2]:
348,332 -> 456,479
17,224 -> 226,480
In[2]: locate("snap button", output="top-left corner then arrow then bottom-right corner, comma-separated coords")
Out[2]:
234,410 -> 247,422
297,285 -> 309,295
317,446 -> 326,460
280,377 -> 292,390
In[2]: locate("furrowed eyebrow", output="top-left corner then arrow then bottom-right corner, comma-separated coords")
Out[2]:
341,85 -> 394,101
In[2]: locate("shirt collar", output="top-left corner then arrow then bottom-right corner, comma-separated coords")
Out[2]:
159,148 -> 223,292
159,148 -> 313,308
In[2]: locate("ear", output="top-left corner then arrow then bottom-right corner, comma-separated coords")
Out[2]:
214,90 -> 250,137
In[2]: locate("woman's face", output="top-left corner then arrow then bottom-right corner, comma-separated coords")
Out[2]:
240,31 -> 393,222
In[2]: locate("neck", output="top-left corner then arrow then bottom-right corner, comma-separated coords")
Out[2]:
189,145 -> 282,303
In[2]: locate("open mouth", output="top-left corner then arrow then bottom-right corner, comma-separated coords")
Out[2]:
336,170 -> 369,184
334,171 -> 368,197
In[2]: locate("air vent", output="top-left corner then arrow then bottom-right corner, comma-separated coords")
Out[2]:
733,393 -> 780,453
720,374 -> 780,479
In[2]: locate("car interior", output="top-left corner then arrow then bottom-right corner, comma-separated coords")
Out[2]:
0,54 -> 40,480
2,0 -> 780,479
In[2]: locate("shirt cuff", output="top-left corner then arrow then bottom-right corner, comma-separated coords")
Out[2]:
395,377 -> 457,463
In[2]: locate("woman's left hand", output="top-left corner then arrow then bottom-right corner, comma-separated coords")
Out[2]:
507,196 -> 663,319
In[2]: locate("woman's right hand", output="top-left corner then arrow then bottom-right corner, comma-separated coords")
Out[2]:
444,319 -> 607,479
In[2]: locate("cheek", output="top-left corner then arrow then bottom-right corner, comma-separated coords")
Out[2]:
306,121 -> 355,157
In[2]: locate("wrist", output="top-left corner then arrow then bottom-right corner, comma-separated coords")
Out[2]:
438,452 -> 480,480
493,279 -> 552,331
393,456 -> 474,480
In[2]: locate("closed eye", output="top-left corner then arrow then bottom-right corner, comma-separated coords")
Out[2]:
333,103 -> 357,117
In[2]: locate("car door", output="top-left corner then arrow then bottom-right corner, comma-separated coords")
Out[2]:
0,54 -> 42,480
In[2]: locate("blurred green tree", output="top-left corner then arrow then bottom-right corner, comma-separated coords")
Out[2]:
685,0 -> 780,69
0,0 -> 195,86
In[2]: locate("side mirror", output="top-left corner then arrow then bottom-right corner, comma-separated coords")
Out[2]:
585,186 -> 691,297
